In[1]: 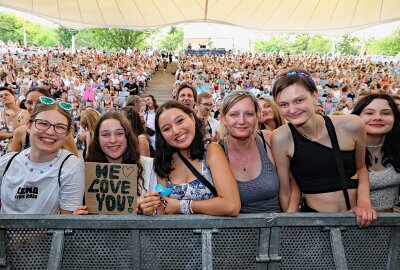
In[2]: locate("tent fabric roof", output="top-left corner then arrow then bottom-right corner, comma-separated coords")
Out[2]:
1,0 -> 399,36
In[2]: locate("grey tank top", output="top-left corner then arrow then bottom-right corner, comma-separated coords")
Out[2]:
224,135 -> 281,213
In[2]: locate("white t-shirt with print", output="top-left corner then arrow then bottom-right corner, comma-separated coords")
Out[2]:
0,149 -> 85,214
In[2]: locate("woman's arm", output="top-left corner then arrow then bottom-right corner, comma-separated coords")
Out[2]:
6,125 -> 25,152
271,126 -> 295,212
161,143 -> 241,216
347,116 -> 377,227
190,143 -> 241,216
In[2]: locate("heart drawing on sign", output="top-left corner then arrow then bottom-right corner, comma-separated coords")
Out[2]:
122,166 -> 135,178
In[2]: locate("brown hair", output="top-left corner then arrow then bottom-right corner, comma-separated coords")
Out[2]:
197,92 -> 213,103
175,82 -> 198,102
272,68 -> 317,99
0,87 -> 15,96
87,112 -> 145,194
30,101 -> 72,130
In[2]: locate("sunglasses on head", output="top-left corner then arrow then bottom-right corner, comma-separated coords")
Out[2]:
39,96 -> 73,111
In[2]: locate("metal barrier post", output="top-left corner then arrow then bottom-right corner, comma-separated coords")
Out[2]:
386,226 -> 400,270
194,229 -> 218,270
47,229 -> 65,270
0,229 -> 8,269
256,227 -> 271,270
267,227 -> 282,270
329,228 -> 348,270
131,230 -> 141,268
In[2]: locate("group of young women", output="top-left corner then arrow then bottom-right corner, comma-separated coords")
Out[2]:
1,69 -> 399,227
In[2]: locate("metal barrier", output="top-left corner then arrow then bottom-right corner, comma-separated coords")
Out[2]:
0,213 -> 399,270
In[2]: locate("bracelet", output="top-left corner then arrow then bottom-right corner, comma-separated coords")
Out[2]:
180,199 -> 193,215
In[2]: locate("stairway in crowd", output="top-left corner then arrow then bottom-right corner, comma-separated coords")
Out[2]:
141,62 -> 177,106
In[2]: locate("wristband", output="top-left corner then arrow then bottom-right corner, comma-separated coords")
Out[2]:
180,199 -> 193,215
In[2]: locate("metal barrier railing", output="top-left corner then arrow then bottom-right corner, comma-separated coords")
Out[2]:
0,213 -> 399,270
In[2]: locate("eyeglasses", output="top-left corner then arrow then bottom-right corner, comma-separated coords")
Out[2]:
32,119 -> 69,135
39,96 -> 73,111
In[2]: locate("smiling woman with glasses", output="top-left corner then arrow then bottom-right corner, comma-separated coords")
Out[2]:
7,87 -> 79,156
0,99 -> 85,214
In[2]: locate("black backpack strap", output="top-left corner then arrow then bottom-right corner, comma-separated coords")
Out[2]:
176,151 -> 218,197
3,152 -> 19,177
324,116 -> 351,211
58,154 -> 73,187
257,131 -> 271,150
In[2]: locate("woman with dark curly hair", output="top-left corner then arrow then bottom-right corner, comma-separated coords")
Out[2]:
352,94 -> 400,212
138,100 -> 240,216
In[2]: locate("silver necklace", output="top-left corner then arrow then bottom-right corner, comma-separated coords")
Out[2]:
366,143 -> 384,148
297,116 -> 325,142
298,126 -> 325,142
366,145 -> 383,164
227,139 -> 252,171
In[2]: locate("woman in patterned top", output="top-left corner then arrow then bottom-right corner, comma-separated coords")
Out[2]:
138,100 -> 240,216
352,94 -> 400,211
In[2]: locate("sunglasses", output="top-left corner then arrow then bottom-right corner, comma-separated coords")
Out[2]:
39,96 -> 73,111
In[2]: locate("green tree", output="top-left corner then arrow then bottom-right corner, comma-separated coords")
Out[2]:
33,28 -> 59,47
57,27 -> 75,48
75,30 -> 96,49
0,13 -> 23,43
290,34 -> 311,54
89,28 -> 151,50
307,35 -> 331,54
336,34 -> 361,55
253,36 -> 286,53
158,27 -> 184,51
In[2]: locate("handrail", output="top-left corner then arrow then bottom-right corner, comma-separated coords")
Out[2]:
0,213 -> 399,270
0,213 -> 399,229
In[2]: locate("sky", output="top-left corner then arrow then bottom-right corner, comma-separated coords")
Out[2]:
1,6 -> 399,50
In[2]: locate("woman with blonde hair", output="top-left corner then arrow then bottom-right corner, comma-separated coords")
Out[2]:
79,108 -> 101,160
219,91 -> 280,213
258,96 -> 285,131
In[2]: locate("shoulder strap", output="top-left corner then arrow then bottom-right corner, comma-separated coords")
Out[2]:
58,154 -> 73,187
257,131 -> 271,150
176,151 -> 218,197
3,152 -> 19,177
324,116 -> 351,211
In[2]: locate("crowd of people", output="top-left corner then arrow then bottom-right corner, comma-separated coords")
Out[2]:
0,43 -> 399,228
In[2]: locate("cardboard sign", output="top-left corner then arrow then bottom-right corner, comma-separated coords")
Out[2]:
85,162 -> 137,214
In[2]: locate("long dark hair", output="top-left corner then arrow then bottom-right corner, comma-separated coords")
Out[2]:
352,94 -> 400,172
120,106 -> 147,137
154,100 -> 204,178
87,112 -> 145,193
145,94 -> 159,112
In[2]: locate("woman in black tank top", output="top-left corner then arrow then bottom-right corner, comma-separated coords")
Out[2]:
271,68 -> 376,227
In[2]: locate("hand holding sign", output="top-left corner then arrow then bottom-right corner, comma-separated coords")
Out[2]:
85,162 -> 137,214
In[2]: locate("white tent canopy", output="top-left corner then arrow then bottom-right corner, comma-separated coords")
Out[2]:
1,0 -> 399,36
